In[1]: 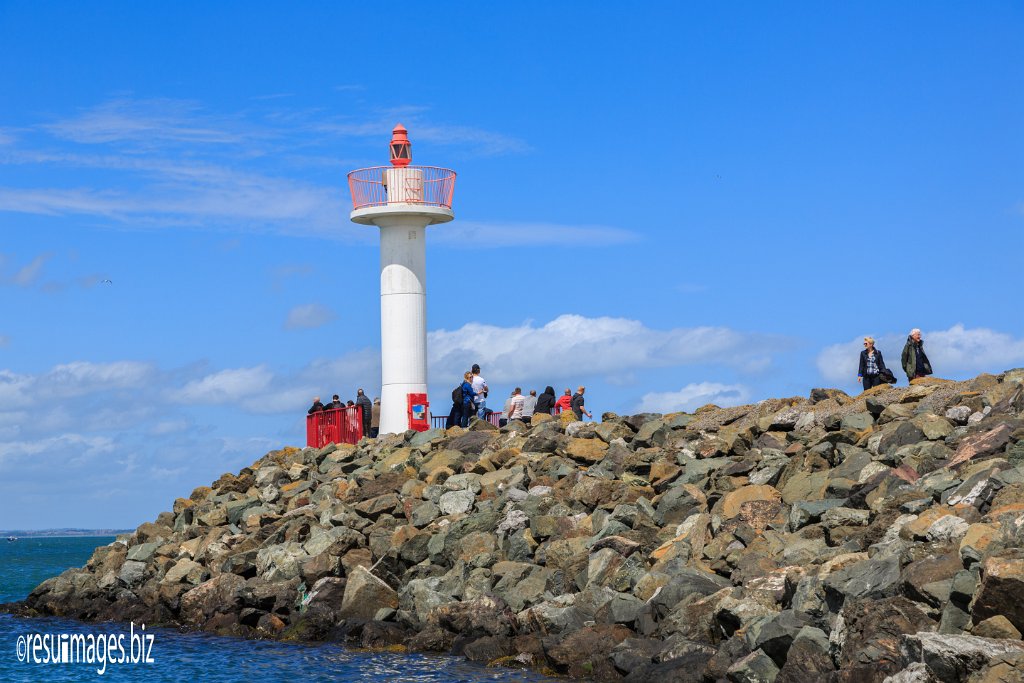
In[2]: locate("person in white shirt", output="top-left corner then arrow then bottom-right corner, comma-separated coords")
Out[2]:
507,387 -> 526,422
470,363 -> 488,420
522,389 -> 538,424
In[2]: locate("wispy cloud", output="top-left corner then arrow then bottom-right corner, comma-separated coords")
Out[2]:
432,221 -> 639,248
42,97 -> 251,146
284,303 -> 336,330
0,96 -> 531,237
271,263 -> 316,289
0,335 -> 8,348
11,252 -> 52,286
636,382 -> 751,413
816,323 -> 1024,384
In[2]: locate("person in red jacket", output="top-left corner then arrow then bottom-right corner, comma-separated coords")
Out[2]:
554,388 -> 573,414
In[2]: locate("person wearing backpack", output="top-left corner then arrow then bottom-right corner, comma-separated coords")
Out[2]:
857,336 -> 891,391
446,383 -> 462,429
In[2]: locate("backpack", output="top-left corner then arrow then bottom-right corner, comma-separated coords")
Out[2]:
452,386 -> 461,403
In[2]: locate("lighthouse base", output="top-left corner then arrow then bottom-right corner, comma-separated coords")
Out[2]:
379,382 -> 428,435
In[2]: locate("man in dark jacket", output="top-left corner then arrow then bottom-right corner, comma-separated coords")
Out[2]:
355,389 -> 372,437
329,394 -> 344,410
535,386 -> 556,416
307,396 -> 324,414
901,329 -> 933,382
571,386 -> 592,421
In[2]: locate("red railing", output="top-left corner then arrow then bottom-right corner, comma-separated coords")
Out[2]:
306,406 -> 363,448
348,166 -> 456,211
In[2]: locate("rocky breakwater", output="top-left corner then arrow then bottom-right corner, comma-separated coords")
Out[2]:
7,370 -> 1024,682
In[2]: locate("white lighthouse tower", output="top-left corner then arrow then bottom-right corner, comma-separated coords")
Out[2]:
347,125 -> 456,435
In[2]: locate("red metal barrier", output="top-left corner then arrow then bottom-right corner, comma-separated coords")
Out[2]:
306,406 -> 363,448
347,166 -> 456,211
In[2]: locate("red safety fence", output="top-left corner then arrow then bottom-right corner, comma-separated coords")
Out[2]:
306,406 -> 363,448
347,166 -> 457,211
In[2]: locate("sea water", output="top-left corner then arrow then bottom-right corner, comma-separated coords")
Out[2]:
0,537 -> 562,682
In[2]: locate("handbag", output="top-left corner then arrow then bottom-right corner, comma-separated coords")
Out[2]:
879,368 -> 896,384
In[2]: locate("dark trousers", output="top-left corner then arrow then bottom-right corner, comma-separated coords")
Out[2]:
863,374 -> 884,391
460,403 -> 473,428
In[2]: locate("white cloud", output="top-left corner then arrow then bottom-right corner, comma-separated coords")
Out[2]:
0,361 -> 155,411
169,366 -> 273,404
284,303 -> 336,330
636,382 -> 752,413
431,221 -> 639,248
816,323 -> 1024,384
0,433 -> 116,466
428,314 -> 789,385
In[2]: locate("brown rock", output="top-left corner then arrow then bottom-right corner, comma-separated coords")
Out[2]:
338,566 -> 398,619
564,438 -> 608,463
946,423 -> 1014,468
973,552 -> 1024,633
972,615 -> 1023,640
719,484 -> 783,519
835,596 -> 936,683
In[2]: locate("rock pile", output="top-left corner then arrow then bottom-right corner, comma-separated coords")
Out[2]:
7,370 -> 1024,682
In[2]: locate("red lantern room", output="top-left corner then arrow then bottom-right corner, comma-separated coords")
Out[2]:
389,124 -> 411,167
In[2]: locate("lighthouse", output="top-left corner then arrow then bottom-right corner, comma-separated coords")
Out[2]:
347,125 -> 456,435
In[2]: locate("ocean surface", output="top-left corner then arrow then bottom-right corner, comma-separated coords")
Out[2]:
0,537 -> 562,682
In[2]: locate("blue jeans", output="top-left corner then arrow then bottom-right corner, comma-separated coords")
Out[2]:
460,403 -> 474,428
476,400 -> 486,420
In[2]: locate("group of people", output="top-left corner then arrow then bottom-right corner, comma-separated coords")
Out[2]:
857,328 -> 934,391
307,389 -> 380,438
446,364 -> 593,428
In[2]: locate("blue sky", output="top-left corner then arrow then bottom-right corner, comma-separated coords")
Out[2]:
1,2 -> 1022,528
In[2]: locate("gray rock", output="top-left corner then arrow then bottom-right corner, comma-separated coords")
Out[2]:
823,557 -> 901,606
126,542 -> 159,563
438,490 -> 475,515
117,560 -> 146,587
726,648 -> 780,682
842,412 -> 875,432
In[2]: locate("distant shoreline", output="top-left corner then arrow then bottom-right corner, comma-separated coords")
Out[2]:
2,530 -> 130,538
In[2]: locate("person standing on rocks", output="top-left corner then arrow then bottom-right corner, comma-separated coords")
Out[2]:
901,328 -> 933,382
307,396 -> 324,414
460,371 -> 477,428
471,364 -> 488,420
355,389 -> 372,437
535,386 -> 556,416
370,398 -> 380,438
507,388 -> 526,423
857,337 -> 889,391
571,386 -> 593,421
554,388 -> 573,414
522,389 -> 538,424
